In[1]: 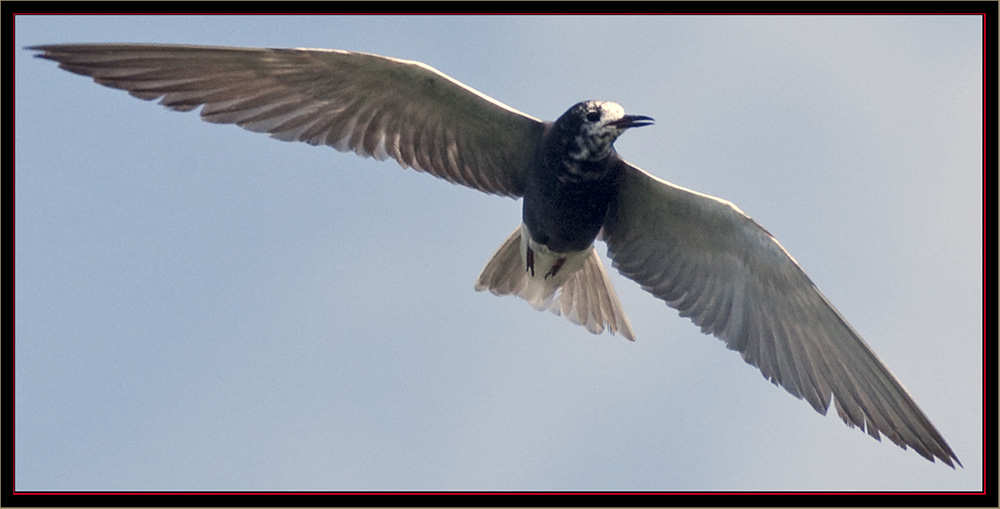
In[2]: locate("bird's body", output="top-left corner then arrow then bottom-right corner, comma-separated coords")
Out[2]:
494,100 -> 652,337
29,43 -> 960,467
524,102 -> 645,254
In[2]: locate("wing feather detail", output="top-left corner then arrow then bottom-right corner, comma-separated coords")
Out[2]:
30,43 -> 546,197
602,161 -> 960,467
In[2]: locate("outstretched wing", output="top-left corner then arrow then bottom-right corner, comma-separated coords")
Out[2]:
30,43 -> 546,197
602,161 -> 960,467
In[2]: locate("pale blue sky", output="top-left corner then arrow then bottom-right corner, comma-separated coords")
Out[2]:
15,14 -> 983,492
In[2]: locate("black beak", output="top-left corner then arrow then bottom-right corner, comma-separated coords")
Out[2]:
607,115 -> 655,129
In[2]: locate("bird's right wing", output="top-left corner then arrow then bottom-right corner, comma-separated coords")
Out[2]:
30,43 -> 546,197
601,161 -> 960,467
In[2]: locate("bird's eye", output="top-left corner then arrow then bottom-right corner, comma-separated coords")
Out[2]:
586,111 -> 601,122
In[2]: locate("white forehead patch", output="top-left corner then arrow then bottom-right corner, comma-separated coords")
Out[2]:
597,102 -> 625,124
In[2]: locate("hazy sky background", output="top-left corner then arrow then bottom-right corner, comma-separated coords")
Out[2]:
15,14 -> 983,492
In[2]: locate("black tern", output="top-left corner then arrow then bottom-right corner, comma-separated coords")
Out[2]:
29,43 -> 960,467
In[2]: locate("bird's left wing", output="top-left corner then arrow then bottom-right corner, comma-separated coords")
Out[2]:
601,161 -> 960,467
30,43 -> 546,197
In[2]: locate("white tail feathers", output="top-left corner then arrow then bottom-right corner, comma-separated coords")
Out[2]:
474,225 -> 636,340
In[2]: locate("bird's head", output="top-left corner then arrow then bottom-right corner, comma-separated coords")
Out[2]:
556,100 -> 653,162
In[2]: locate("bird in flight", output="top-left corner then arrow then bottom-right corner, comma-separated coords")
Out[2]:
29,43 -> 959,467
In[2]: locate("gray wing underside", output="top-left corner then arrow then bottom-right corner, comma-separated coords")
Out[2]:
30,43 -> 546,197
602,161 -> 960,467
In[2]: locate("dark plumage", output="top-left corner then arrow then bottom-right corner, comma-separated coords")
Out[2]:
29,43 -> 960,467
524,102 -> 652,253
